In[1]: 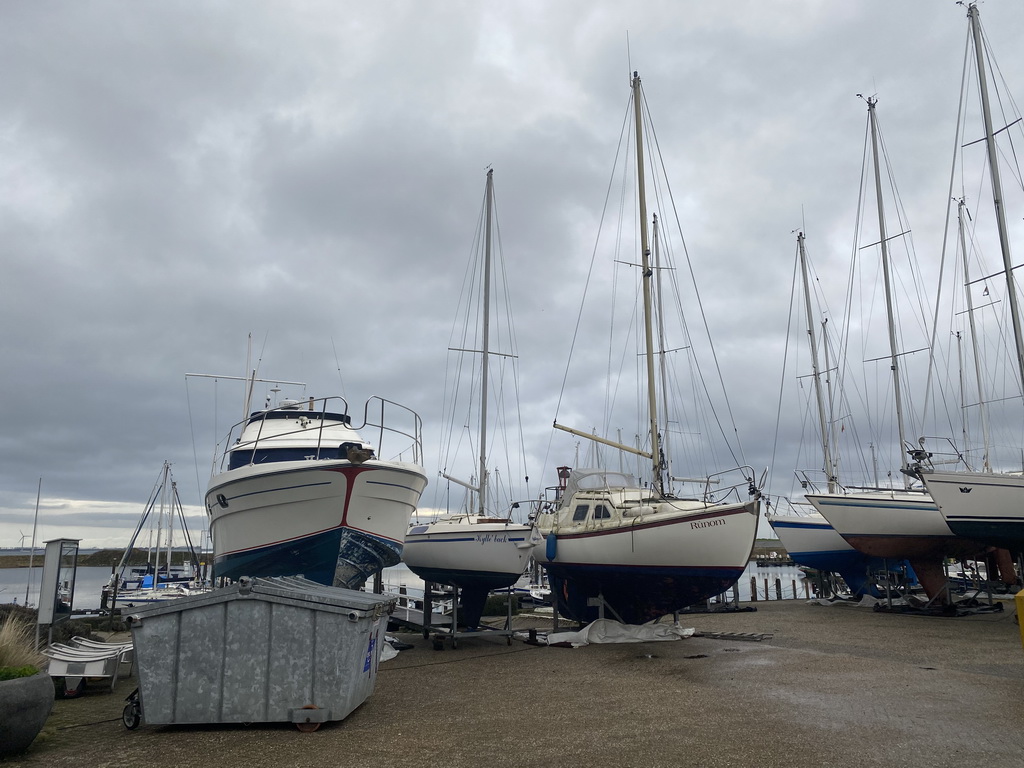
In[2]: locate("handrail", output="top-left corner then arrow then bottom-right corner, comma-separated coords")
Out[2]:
214,395 -> 423,473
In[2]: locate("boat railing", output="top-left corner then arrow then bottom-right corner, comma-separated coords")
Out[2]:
913,435 -> 976,472
217,395 -> 423,471
217,396 -> 345,471
792,469 -> 831,494
350,395 -> 424,466
688,465 -> 760,505
765,494 -> 818,518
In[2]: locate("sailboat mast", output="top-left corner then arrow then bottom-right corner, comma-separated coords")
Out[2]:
822,320 -> 841,478
797,233 -> 837,493
631,72 -> 663,493
478,168 -> 494,515
956,199 -> 992,471
967,3 -> 1024,390
866,97 -> 911,484
25,477 -> 41,605
155,462 -> 168,582
653,214 -> 674,489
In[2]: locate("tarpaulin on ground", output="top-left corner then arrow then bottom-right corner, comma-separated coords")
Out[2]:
546,618 -> 695,648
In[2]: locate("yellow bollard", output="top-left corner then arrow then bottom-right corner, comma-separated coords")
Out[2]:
1016,589 -> 1024,650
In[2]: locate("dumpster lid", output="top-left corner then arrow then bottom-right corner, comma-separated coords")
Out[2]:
127,576 -> 398,621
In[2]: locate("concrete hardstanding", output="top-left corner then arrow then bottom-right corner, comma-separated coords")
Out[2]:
10,598 -> 1024,768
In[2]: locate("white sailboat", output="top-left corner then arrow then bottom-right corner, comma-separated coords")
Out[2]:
102,462 -> 206,608
530,72 -> 761,625
807,96 -> 987,603
916,3 -> 1024,556
768,233 -> 891,597
402,168 -> 533,628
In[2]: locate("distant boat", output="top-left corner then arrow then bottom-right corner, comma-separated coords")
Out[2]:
402,169 -> 533,628
767,233 -> 897,598
916,4 -> 1024,560
102,462 -> 206,609
769,511 -> 882,597
806,96 -> 987,603
530,72 -> 761,625
205,389 -> 428,589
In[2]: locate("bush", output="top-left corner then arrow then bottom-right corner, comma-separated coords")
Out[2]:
0,615 -> 45,680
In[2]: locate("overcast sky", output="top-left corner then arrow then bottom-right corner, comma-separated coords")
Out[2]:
3,1 -> 1024,550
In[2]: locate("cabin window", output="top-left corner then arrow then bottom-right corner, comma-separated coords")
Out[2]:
594,505 -> 611,520
228,445 -> 342,470
572,504 -> 590,522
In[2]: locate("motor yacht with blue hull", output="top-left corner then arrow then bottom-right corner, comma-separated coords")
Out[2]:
206,396 -> 428,589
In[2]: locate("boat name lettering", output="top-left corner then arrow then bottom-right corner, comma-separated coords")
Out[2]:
475,533 -> 509,545
690,518 -> 725,530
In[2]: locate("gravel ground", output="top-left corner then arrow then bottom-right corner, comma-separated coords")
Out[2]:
7,597 -> 1024,768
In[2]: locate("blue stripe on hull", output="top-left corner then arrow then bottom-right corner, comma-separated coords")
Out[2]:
215,527 -> 403,588
405,566 -> 521,593
542,563 -> 745,625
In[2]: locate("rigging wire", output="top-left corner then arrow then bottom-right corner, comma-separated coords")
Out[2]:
639,81 -> 746,470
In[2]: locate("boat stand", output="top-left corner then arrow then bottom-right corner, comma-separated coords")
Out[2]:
422,583 -> 515,649
870,559 -> 1006,617
586,593 -> 625,623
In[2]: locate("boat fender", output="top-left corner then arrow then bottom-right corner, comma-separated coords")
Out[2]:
546,533 -> 558,561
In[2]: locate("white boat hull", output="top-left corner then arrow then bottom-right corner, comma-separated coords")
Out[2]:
533,498 -> 759,623
768,512 -> 854,556
805,489 -> 988,600
402,519 -> 533,626
804,490 -> 980,559
403,521 -> 533,587
767,511 -> 891,596
920,470 -> 1024,551
207,458 -> 428,588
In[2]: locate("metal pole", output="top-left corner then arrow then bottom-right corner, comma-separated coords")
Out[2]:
479,169 -> 494,516
798,233 -> 837,492
866,97 -> 910,482
631,72 -> 662,495
968,3 -> 1024,389
25,478 -> 41,606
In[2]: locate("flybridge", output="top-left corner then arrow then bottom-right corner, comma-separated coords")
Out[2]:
248,409 -> 352,425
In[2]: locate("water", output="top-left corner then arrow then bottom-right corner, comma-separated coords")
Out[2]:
0,562 -> 813,612
0,566 -> 114,610
379,561 -> 811,602
733,562 -> 810,601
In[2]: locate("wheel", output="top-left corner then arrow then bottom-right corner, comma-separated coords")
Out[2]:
295,704 -> 321,733
122,703 -> 141,730
62,677 -> 86,698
